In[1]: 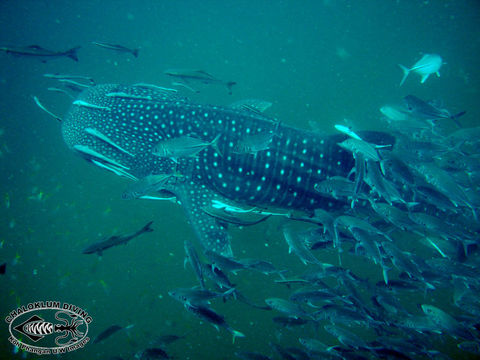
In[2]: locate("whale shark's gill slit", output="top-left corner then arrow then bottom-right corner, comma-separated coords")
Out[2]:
85,127 -> 135,157
73,145 -> 130,170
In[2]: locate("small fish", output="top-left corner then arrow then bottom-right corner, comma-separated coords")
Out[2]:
334,124 -> 362,140
43,73 -> 96,85
264,297 -> 311,319
47,87 -> 75,99
235,351 -> 272,360
298,338 -> 329,354
313,176 -> 356,200
182,303 -> 245,343
0,262 -> 6,275
85,127 -> 134,157
204,250 -> 248,273
230,99 -> 273,114
458,341 -> 480,354
324,324 -> 370,350
33,96 -> 62,122
164,68 -> 236,94
58,78 -> 92,89
379,104 -> 411,122
0,45 -> 81,62
82,221 -> 153,255
412,163 -> 475,217
234,124 -> 279,155
239,258 -> 286,277
272,316 -> 309,328
152,333 -> 187,347
122,174 -> 175,200
184,239 -> 206,289
289,287 -> 339,307
421,304 -> 474,340
282,225 -> 321,265
338,138 -> 387,162
171,81 -> 200,93
137,347 -> 171,359
201,262 -> 235,289
403,95 -> 465,127
91,41 -> 139,57
93,324 -> 133,344
201,206 -> 271,227
398,53 -> 443,86
152,134 -> 221,159
4,193 -> 10,209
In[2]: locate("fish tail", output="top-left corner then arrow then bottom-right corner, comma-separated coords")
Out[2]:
226,81 -> 236,95
210,133 -> 223,157
66,46 -> 81,62
398,64 -> 409,86
382,266 -> 389,285
450,111 -> 466,127
141,220 -> 154,233
229,328 -> 245,344
132,48 -> 140,58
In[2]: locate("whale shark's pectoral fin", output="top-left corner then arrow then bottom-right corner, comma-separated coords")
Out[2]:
174,181 -> 233,257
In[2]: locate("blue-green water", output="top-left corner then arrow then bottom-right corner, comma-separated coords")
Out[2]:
0,1 -> 479,359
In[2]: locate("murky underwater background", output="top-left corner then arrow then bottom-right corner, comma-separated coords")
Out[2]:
0,1 -> 479,359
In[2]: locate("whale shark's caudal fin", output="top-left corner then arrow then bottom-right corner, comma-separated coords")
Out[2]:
174,182 -> 233,257
398,64 -> 410,86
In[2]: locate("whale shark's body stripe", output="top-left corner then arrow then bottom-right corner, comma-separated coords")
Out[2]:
62,84 -> 363,255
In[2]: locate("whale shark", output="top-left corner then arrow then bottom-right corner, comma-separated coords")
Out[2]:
62,84 -> 390,256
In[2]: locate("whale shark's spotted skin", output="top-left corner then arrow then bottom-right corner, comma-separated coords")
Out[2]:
63,84 -> 357,255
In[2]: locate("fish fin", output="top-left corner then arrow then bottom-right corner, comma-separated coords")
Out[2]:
420,73 -> 430,83
141,221 -> 154,233
451,111 -> 465,127
65,46 -> 81,62
382,267 -> 389,285
226,81 -> 236,95
210,133 -> 223,158
194,70 -> 216,79
175,182 -> 233,256
398,64 -> 410,86
230,329 -> 245,344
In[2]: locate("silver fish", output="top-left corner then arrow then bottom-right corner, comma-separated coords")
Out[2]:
184,239 -> 206,289
164,69 -> 236,94
121,174 -> 175,200
0,45 -> 80,62
264,297 -> 311,319
181,303 -> 244,343
152,134 -> 221,159
234,125 -> 279,155
91,41 -> 139,57
398,53 -> 443,86
82,221 -> 153,256
282,225 -> 321,265
404,95 -> 464,127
